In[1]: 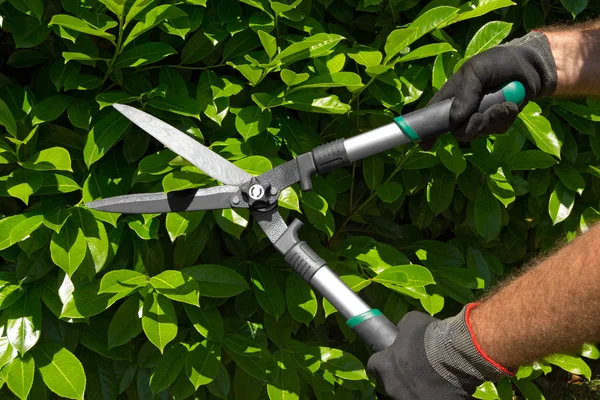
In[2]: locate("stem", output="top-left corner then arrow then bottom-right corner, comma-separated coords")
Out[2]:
321,76 -> 378,140
136,63 -> 227,73
100,18 -> 125,87
327,146 -> 416,245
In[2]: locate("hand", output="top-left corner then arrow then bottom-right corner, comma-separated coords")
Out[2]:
367,305 -> 514,400
426,31 -> 557,145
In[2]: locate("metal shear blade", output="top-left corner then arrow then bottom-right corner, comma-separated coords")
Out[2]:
86,186 -> 239,214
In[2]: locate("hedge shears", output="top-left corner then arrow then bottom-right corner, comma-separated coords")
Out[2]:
87,81 -> 525,352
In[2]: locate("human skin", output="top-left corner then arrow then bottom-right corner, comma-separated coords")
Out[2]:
469,25 -> 600,369
544,26 -> 600,96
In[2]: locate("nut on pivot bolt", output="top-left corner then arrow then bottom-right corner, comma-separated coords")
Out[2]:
269,187 -> 278,196
249,184 -> 265,200
231,195 -> 240,205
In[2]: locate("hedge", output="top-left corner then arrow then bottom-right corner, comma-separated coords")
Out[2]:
0,0 -> 599,399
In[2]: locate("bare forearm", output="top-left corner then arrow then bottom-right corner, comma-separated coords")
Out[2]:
470,223 -> 600,369
543,23 -> 600,96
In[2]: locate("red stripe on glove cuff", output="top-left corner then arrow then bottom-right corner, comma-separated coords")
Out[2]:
465,303 -> 516,376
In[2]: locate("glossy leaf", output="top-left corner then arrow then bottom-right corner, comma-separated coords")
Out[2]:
142,292 -> 178,353
150,270 -> 200,306
182,264 -> 249,298
32,342 -> 86,400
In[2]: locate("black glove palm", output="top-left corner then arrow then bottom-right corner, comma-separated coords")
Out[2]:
428,31 -> 557,142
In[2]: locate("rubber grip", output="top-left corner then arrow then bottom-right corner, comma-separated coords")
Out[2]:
350,311 -> 398,352
284,240 -> 327,281
394,80 -> 526,143
312,139 -> 351,174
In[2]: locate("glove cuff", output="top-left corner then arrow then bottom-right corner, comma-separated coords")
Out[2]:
502,31 -> 558,97
424,304 -> 515,392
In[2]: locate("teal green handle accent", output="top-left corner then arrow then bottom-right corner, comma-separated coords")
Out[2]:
346,309 -> 382,328
502,80 -> 526,105
393,116 -> 421,142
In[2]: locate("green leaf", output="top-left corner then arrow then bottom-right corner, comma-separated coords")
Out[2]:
165,212 -> 204,242
123,5 -> 187,48
50,216 -> 87,276
549,182 -> 575,225
83,109 -> 131,168
32,343 -> 86,400
6,288 -> 41,355
375,181 -> 402,203
60,279 -> 130,318
384,6 -> 458,63
283,92 -> 350,114
182,264 -> 249,298
184,305 -> 224,342
125,0 -> 154,26
280,70 -> 309,87
223,333 -> 263,357
185,340 -> 221,389
49,14 -> 115,43
5,353 -> 35,400
84,351 -> 118,400
319,347 -> 367,381
67,99 -> 91,130
21,147 -> 72,172
374,265 -> 434,287
114,42 -> 177,69
505,150 -> 557,170
250,264 -> 285,318
62,52 -> 109,64
31,95 -> 72,125
426,167 -> 454,215
288,72 -> 363,92
560,0 -> 588,18
108,295 -> 143,349
516,102 -> 561,158
8,0 -> 44,21
7,169 -> 42,205
362,155 -> 384,190
554,163 -> 585,195
286,274 -> 317,326
99,270 -> 148,294
347,46 -> 382,67
181,30 -> 219,65
148,97 -> 202,119
475,185 -> 501,242
258,30 -> 277,59
0,99 -> 17,136
142,292 -> 178,353
273,33 -> 344,66
235,105 -> 272,140
437,134 -> 466,175
487,169 -> 515,207
544,353 -> 591,379
398,42 -> 456,62
150,270 -> 200,307
464,21 -> 512,58
340,236 -> 410,273
267,349 -> 300,400
150,342 -> 188,393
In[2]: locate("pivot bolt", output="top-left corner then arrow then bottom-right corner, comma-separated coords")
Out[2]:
249,184 -> 265,200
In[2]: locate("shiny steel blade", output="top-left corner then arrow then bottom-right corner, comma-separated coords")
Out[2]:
113,104 -> 252,185
85,186 -> 239,213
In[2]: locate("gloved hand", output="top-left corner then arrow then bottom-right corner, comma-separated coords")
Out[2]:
367,304 -> 515,400
426,31 -> 558,144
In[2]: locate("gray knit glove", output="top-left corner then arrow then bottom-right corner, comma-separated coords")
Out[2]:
367,304 -> 515,400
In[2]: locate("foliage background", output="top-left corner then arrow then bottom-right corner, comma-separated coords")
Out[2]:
0,0 -> 599,399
